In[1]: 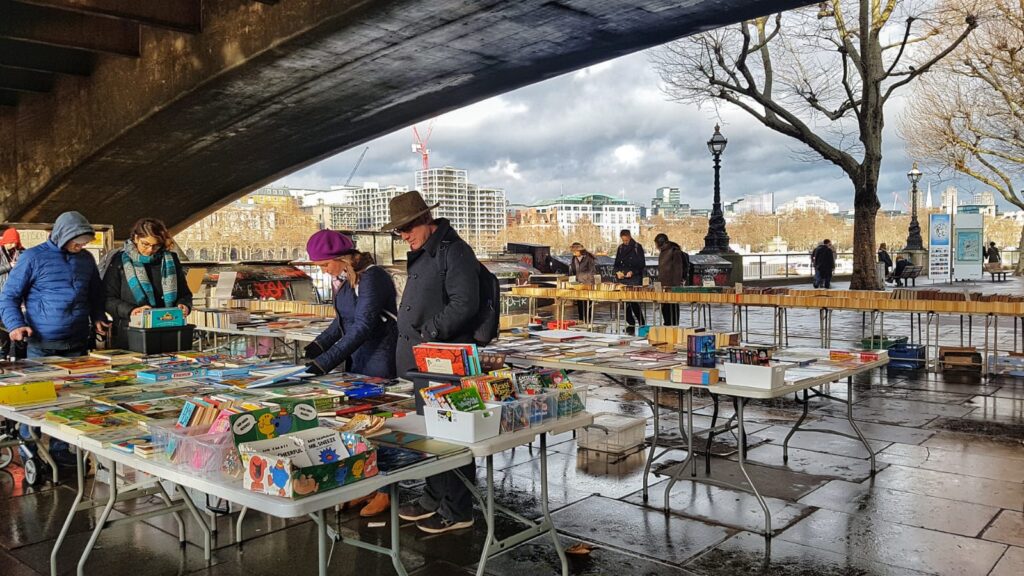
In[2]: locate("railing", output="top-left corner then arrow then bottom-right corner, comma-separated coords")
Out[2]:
741,248 -> 1021,280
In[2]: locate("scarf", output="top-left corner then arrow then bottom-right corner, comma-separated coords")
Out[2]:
121,240 -> 178,307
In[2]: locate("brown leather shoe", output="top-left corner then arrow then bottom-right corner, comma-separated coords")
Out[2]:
342,494 -> 374,510
359,492 -> 390,518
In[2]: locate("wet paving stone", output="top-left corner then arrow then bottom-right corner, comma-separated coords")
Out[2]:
992,386 -> 1024,399
685,530 -> 933,576
926,416 -> 1024,438
141,501 -> 309,550
0,464 -> 61,501
812,404 -> 940,428
622,479 -> 814,535
962,396 -> 1024,424
740,444 -> 885,483
550,496 -> 733,566
798,480 -> 1000,537
646,456 -> 832,502
11,517 -> 220,576
982,510 -> 1024,547
0,548 -> 39,576
849,387 -> 974,405
505,450 -> 650,500
482,535 -> 693,576
989,546 -> 1024,576
799,415 -> 935,445
411,560 -> 474,575
920,430 -> 1024,461
778,508 -> 1007,576
489,467 -> 590,521
884,377 -> 1001,397
876,442 -> 1022,482
871,465 -> 1024,511
0,484 -> 127,549
754,425 -> 891,459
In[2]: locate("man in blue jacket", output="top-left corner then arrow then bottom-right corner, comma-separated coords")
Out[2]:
0,211 -> 109,358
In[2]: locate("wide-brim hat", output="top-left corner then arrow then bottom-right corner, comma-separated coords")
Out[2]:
381,191 -> 439,231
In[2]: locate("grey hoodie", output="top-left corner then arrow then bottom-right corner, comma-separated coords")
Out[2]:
50,211 -> 94,250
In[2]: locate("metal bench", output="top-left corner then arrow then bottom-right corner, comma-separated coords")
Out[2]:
988,268 -> 1008,282
895,265 -> 922,286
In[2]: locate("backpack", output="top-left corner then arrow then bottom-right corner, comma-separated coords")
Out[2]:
438,241 -> 501,346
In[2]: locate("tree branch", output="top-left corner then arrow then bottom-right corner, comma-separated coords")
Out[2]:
883,16 -> 977,102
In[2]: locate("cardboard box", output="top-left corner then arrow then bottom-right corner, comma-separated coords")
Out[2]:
670,367 -> 719,386
239,431 -> 377,498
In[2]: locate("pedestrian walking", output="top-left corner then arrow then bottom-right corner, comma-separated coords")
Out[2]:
614,229 -> 646,334
811,239 -> 836,289
654,233 -> 687,326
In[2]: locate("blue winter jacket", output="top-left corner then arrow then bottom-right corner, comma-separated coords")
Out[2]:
0,212 -> 105,346
309,266 -> 398,378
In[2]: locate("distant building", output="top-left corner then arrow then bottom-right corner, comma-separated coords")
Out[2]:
940,186 -> 959,214
651,187 -> 689,218
725,192 -> 774,215
959,191 -> 997,217
416,167 -> 507,247
305,200 -> 359,231
529,193 -> 639,240
245,186 -> 298,206
777,195 -> 839,214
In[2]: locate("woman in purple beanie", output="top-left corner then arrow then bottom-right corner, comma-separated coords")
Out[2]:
304,230 -> 398,517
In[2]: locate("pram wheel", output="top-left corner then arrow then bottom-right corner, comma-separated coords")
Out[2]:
23,456 -> 51,486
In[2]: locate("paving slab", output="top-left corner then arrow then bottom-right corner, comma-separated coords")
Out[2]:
550,496 -> 733,566
0,484 -> 127,549
0,549 -> 39,576
754,424 -> 891,459
648,455 -> 833,501
982,510 -> 1024,548
741,444 -> 885,483
926,416 -> 1024,439
962,396 -> 1024,424
798,479 -> 1000,537
876,442 -> 1023,482
991,386 -> 1024,399
989,546 -> 1024,576
777,508 -> 1007,576
505,449 -> 651,500
850,386 -> 975,405
685,530 -> 933,576
920,430 -> 1024,461
621,479 -> 814,534
489,467 -> 590,521
800,415 -> 935,444
871,464 -> 1024,511
481,535 -> 694,576
813,404 -> 942,428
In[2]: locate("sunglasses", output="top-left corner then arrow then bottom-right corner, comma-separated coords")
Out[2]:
393,223 -> 418,235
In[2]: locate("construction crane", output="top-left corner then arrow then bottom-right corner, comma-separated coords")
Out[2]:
411,120 -> 435,171
345,146 -> 369,186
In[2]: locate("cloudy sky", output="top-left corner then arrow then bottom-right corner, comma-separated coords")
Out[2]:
274,47 -> 996,212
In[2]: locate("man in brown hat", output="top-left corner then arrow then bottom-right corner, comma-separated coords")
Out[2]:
383,190 -> 480,534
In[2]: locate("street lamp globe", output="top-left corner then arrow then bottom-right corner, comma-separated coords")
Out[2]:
907,162 -> 922,185
707,124 -> 728,156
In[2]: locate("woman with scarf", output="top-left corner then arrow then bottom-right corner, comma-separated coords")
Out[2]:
103,218 -> 193,349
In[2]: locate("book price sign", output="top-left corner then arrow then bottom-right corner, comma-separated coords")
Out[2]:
929,213 -> 951,280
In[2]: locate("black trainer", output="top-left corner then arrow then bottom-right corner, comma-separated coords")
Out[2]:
416,514 -> 473,534
398,502 -> 436,522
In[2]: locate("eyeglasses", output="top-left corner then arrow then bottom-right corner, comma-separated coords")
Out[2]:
137,239 -> 163,250
395,223 -> 417,234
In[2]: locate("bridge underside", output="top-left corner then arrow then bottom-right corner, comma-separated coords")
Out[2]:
0,0 -> 814,235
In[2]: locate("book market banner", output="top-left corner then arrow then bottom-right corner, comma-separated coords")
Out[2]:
928,213 -> 951,280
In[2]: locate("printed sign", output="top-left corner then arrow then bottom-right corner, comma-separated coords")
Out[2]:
952,213 -> 984,281
929,213 -> 951,280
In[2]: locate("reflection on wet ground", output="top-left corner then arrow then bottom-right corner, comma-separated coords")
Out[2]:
3,284 -> 1024,575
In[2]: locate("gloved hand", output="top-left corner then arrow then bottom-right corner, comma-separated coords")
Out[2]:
303,342 -> 322,360
305,362 -> 326,376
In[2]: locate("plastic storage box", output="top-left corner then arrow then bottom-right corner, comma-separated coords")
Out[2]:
126,325 -> 195,354
887,343 -> 926,370
721,362 -> 789,389
577,412 -> 645,453
498,390 -> 558,433
423,403 -> 502,443
146,419 -> 239,480
556,386 -> 588,419
861,335 -> 907,350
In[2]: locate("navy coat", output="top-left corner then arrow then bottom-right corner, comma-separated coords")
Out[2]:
310,265 -> 397,378
0,241 -> 105,347
613,239 -> 646,286
395,219 -> 480,378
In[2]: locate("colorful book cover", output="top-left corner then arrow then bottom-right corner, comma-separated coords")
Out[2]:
446,386 -> 486,412
229,400 -> 318,445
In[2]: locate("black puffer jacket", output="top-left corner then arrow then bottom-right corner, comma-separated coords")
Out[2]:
395,219 -> 480,377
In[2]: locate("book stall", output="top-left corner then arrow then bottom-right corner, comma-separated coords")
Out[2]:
511,283 -> 1024,375
0,340 -> 594,576
483,326 -> 889,535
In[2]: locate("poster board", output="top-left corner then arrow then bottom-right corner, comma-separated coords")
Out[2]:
928,213 -> 951,281
952,213 -> 983,281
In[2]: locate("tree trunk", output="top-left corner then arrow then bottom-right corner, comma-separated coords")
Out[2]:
851,199 -> 879,289
1016,224 -> 1024,276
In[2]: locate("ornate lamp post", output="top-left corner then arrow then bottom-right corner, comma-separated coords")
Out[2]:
700,124 -> 734,254
906,162 -> 924,251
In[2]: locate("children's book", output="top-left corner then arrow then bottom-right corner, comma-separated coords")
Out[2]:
228,400 -> 318,444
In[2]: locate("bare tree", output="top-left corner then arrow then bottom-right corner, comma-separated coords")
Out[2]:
652,0 -> 975,288
901,0 -> 1024,273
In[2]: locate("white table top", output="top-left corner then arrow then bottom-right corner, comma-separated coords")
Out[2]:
388,412 -> 594,457
37,418 -> 472,518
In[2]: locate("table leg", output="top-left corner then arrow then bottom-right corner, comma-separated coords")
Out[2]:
388,482 -> 407,576
475,456 -> 496,576
705,394 -> 719,475
735,399 -> 771,536
77,458 -> 119,576
153,481 -> 186,545
846,376 -> 875,473
782,388 -> 810,464
174,484 -> 212,561
686,388 -> 695,477
50,447 -> 85,576
540,434 -> 568,576
316,508 -> 328,576
642,386 -> 660,502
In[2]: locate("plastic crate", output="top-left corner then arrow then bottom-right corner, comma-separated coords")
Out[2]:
126,325 -> 195,354
189,429 -> 241,480
555,386 -> 588,419
861,335 -> 907,350
577,412 -> 645,453
423,403 -> 502,443
146,419 -> 212,466
887,343 -> 926,370
498,390 -> 558,433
